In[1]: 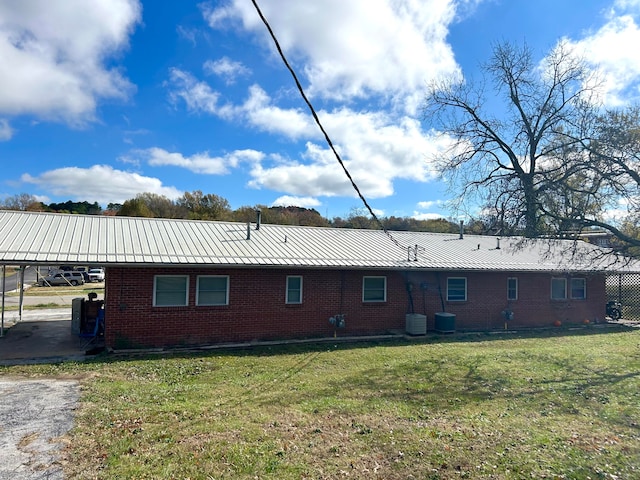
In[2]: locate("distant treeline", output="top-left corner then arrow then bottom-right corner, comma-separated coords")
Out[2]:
0,191 -> 488,233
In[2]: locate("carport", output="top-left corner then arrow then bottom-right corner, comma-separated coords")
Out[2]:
0,264 -> 104,363
0,310 -> 89,364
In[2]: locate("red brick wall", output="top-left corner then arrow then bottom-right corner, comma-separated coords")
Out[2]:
103,267 -> 606,349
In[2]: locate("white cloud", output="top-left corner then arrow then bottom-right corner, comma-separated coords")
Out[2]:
0,0 -> 141,126
247,106 -> 446,199
170,1 -> 458,202
166,77 -> 317,138
203,0 -> 461,113
177,25 -> 198,46
241,85 -> 316,139
167,77 -> 445,199
124,147 -> 265,175
412,211 -> 445,220
21,165 -> 182,204
416,200 -> 441,210
167,68 -> 224,115
612,0 -> 640,12
566,11 -> 640,105
271,195 -> 321,209
0,119 -> 13,141
204,57 -> 251,84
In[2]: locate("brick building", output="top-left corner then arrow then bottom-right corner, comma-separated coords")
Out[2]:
0,210 -> 627,350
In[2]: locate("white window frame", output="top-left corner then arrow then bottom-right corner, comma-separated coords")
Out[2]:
447,277 -> 467,302
570,278 -> 586,299
551,277 -> 567,300
507,277 -> 518,301
362,276 -> 387,302
196,275 -> 229,306
154,275 -> 189,307
286,275 -> 303,304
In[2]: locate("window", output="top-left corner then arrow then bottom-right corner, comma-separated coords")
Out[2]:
196,276 -> 229,306
447,277 -> 467,301
507,277 -> 518,301
154,275 -> 189,306
570,278 -> 586,299
286,276 -> 303,304
363,276 -> 386,302
551,277 -> 567,300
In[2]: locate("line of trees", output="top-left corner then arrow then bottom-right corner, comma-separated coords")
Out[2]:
0,191 -> 469,233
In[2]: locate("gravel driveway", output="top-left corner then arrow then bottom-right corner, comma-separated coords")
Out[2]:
0,379 -> 79,480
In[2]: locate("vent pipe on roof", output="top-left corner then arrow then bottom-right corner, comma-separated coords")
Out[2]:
256,209 -> 261,230
459,220 -> 464,239
246,221 -> 251,240
496,238 -> 501,250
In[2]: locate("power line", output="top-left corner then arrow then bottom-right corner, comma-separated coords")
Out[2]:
250,0 -> 406,250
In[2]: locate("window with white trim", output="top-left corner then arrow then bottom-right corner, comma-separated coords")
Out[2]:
507,277 -> 518,301
154,275 -> 189,306
196,275 -> 229,306
551,277 -> 567,300
570,278 -> 586,299
286,276 -> 303,304
363,276 -> 386,302
447,277 -> 467,301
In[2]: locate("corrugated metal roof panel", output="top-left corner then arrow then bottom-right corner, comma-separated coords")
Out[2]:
0,210 -> 637,273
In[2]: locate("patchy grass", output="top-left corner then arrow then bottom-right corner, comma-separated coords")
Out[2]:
3,329 -> 640,479
2,302 -> 64,311
8,284 -> 104,297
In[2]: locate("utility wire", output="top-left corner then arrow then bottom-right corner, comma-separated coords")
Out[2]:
250,0 -> 407,250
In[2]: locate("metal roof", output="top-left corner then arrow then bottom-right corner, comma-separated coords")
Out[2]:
0,210 -> 634,272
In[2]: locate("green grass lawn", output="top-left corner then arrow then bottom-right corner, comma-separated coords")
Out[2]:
3,329 -> 640,479
13,284 -> 104,297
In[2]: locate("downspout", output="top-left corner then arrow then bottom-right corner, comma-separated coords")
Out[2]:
435,271 -> 446,312
404,272 -> 415,314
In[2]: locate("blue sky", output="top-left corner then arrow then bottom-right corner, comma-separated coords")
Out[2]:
1,0 -> 640,220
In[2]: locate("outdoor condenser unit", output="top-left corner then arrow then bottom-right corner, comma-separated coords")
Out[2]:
434,312 -> 456,333
405,313 -> 427,335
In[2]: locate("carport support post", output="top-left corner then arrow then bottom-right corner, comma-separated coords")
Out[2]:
1,265 -> 5,337
18,266 -> 25,322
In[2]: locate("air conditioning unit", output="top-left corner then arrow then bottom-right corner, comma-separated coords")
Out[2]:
434,312 -> 456,333
405,314 -> 427,335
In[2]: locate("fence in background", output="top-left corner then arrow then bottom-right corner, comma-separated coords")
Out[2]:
606,274 -> 640,321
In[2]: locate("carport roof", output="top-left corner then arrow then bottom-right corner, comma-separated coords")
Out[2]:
0,210 -> 635,273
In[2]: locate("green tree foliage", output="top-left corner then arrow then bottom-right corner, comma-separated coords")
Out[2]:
117,198 -> 155,217
47,200 -> 101,215
135,193 -> 186,219
176,190 -> 231,220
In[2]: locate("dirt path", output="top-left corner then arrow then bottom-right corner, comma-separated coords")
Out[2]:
0,379 -> 79,479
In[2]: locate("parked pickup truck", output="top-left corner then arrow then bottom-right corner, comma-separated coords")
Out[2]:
88,268 -> 105,282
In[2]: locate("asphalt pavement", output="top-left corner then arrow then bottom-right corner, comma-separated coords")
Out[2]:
0,379 -> 79,480
1,266 -> 42,293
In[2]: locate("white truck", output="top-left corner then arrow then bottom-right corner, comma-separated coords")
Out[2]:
87,268 -> 105,282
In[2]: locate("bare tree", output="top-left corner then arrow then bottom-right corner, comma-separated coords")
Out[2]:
546,106 -> 640,254
0,193 -> 44,211
425,41 -> 601,238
